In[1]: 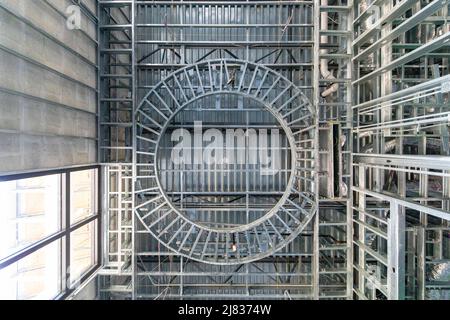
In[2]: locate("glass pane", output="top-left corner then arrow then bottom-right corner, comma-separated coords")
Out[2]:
70,221 -> 96,285
0,240 -> 61,300
70,169 -> 97,225
0,175 -> 61,260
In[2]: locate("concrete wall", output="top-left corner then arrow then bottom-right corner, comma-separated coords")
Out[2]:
0,0 -> 98,174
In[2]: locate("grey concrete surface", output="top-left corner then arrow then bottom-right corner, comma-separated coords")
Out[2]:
0,0 -> 98,174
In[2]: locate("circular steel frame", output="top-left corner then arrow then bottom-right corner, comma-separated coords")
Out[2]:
135,59 -> 317,265
155,91 -> 296,233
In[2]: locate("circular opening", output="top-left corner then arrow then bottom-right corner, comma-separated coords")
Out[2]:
156,93 -> 292,230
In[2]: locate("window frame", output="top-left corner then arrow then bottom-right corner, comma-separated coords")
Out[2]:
0,165 -> 101,300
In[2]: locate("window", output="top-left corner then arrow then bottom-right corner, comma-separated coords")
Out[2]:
70,170 -> 97,225
0,241 -> 61,300
0,175 -> 61,261
0,166 -> 100,300
70,221 -> 96,286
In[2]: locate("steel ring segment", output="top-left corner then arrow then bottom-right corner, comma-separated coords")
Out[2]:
135,59 -> 317,265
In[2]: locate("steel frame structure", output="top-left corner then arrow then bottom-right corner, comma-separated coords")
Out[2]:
134,59 -> 317,265
95,0 -> 449,300
352,0 -> 450,300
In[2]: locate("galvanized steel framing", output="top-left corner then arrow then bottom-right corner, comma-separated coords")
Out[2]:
96,0 -> 450,300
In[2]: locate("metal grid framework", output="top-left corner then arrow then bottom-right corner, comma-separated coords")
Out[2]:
352,0 -> 450,300
95,0 -> 449,300
134,59 -> 317,265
